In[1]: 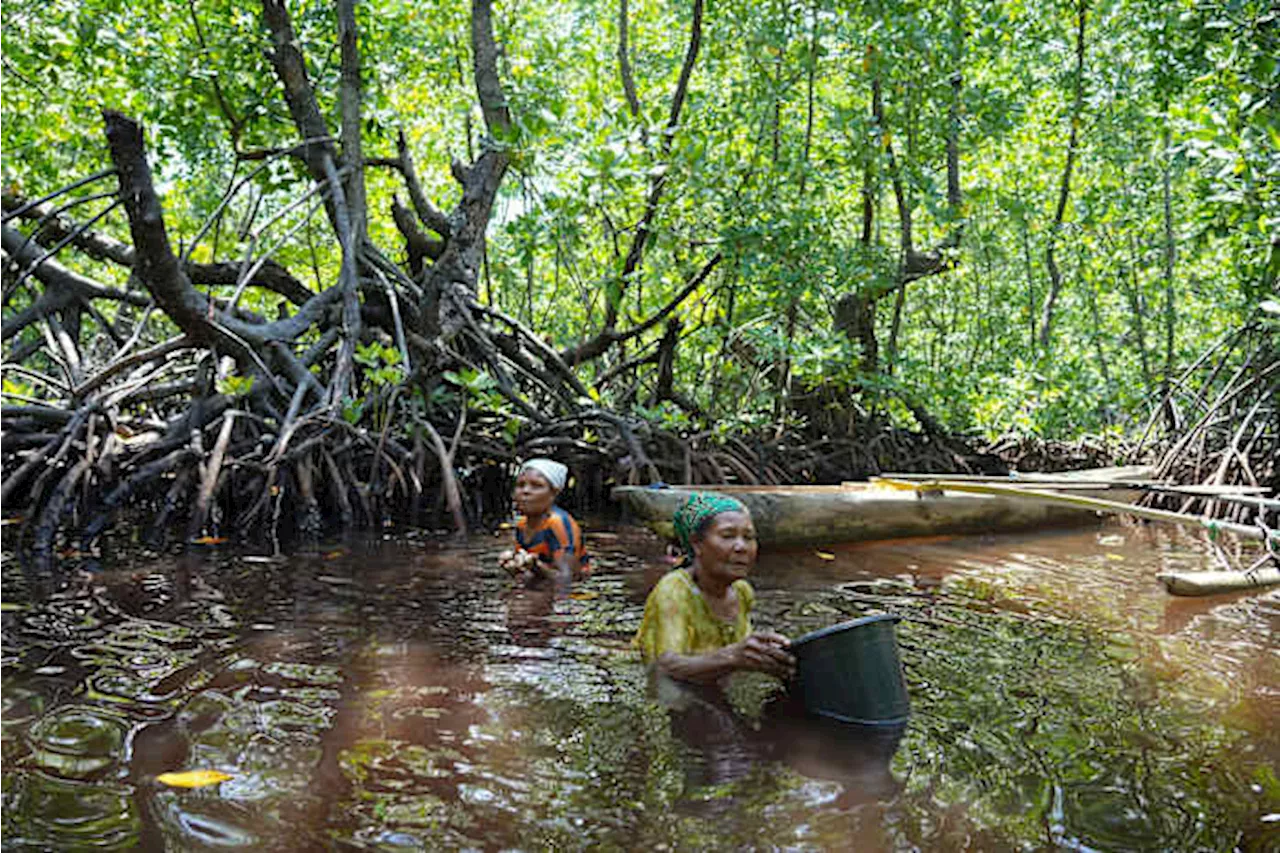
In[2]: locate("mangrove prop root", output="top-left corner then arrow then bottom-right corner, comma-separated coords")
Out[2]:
15,11 -> 1270,566
1136,326 -> 1277,527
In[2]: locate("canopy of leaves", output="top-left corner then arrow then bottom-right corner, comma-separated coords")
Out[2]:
3,0 -> 1276,441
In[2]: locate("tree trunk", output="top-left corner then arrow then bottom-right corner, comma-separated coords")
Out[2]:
560,0 -> 707,366
1037,0 -> 1088,351
1161,120 -> 1177,429
835,0 -> 966,373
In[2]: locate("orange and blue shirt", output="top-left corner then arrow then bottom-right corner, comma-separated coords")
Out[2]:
516,506 -> 590,573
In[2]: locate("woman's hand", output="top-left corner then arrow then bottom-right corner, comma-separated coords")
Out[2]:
730,631 -> 795,679
499,549 -> 539,576
654,631 -> 794,684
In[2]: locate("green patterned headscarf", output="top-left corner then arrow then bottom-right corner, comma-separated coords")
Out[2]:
672,492 -> 749,554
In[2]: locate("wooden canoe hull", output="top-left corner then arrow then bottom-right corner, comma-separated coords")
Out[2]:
612,480 -> 1143,547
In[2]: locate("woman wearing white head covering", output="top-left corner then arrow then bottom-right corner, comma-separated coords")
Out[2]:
519,458 -> 567,490
498,458 -> 589,584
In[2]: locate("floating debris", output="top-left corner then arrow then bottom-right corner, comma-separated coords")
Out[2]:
156,770 -> 234,788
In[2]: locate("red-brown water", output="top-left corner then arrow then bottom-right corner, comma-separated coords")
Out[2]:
2,519 -> 1277,850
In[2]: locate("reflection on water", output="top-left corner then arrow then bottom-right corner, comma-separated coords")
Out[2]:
2,521 -> 1277,850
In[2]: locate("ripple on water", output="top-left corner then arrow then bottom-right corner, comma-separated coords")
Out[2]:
27,706 -> 128,780
150,794 -> 261,849
3,529 -> 1275,851
1060,779 -> 1196,851
86,667 -> 176,710
3,772 -> 139,850
1,685 -> 46,727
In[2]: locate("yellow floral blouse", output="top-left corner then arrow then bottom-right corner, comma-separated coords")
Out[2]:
634,569 -> 755,663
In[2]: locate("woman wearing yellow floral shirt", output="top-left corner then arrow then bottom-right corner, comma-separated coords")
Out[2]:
635,493 -> 794,684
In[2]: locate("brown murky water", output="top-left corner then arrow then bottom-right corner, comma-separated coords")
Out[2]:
2,520 -> 1277,850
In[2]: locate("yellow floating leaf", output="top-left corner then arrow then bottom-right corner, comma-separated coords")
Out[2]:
569,591 -> 599,600
1106,553 -> 1125,562
497,522 -> 513,530
323,549 -> 347,559
815,551 -> 836,561
192,536 -> 228,545
156,769 -> 234,788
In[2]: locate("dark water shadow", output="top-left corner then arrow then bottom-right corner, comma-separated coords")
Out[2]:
655,675 -> 903,815
761,694 -> 905,807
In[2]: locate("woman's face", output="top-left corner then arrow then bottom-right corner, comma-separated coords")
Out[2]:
513,469 -> 557,516
692,510 -> 758,582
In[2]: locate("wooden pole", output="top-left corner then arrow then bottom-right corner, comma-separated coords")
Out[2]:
873,478 -> 1276,544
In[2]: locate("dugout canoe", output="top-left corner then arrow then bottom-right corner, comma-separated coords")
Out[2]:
612,466 -> 1154,547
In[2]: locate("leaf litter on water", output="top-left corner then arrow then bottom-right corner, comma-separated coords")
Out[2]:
156,770 -> 234,788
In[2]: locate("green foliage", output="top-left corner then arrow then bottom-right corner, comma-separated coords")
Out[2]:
442,368 -> 497,400
214,372 -> 255,399
354,342 -> 404,387
969,359 -> 1073,439
2,0 -> 1273,443
341,397 -> 365,425
631,402 -> 691,432
442,369 -> 523,442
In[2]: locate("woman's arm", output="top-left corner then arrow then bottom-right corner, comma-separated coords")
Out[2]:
549,549 -> 577,588
656,632 -> 794,683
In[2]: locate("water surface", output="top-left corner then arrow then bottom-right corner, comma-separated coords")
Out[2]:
2,521 -> 1277,850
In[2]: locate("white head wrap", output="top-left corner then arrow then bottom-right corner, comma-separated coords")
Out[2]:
519,458 -> 568,491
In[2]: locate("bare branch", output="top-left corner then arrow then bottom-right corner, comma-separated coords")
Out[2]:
472,299 -> 593,399
391,196 -> 444,275
190,260 -> 314,306
103,111 -> 340,350
320,151 -> 362,407
397,130 -> 451,236
261,0 -> 338,184
2,190 -> 131,264
1,170 -> 116,225
104,110 -> 226,346
2,225 -> 149,342
618,0 -> 646,140
471,0 -> 511,136
604,0 -> 705,331
186,0 -> 245,144
560,251 -> 721,365
337,0 -> 368,241
72,335 -> 194,398
6,199 -> 124,293
1039,0 -> 1088,349
660,0 -> 704,157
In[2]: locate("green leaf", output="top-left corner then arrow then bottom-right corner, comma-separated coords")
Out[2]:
215,374 -> 254,398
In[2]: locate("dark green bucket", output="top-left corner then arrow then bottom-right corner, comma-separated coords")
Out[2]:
791,614 -> 910,726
